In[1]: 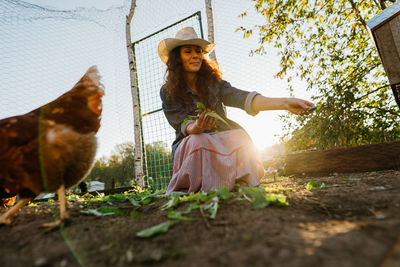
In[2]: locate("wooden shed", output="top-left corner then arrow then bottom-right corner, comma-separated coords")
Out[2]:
367,1 -> 400,108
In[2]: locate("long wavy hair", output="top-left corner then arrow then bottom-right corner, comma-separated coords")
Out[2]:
163,46 -> 222,108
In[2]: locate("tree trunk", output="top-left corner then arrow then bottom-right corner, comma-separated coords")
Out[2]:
126,0 -> 144,188
205,0 -> 217,63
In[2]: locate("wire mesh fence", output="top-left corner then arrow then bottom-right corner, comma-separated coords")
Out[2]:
1,0 -> 302,191
133,12 -> 203,189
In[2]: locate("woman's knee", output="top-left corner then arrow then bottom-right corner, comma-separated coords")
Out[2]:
187,133 -> 210,146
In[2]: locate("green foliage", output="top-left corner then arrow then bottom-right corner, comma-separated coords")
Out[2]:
85,142 -> 136,189
238,186 -> 288,209
181,102 -> 231,130
81,206 -> 124,216
160,195 -> 181,210
305,181 -> 326,190
144,141 -> 174,189
167,211 -> 196,221
136,220 -> 180,238
86,141 -> 173,190
203,197 -> 219,219
76,185 -> 288,238
342,178 -> 361,181
238,0 -> 400,151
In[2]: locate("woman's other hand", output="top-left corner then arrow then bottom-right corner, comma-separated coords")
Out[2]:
186,110 -> 217,134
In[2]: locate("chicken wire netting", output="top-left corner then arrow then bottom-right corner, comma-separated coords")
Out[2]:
1,0 -> 305,191
133,12 -> 204,190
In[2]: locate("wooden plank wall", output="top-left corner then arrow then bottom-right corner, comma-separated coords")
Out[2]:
283,141 -> 400,176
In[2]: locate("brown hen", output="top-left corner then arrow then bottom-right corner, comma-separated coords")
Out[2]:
0,66 -> 104,226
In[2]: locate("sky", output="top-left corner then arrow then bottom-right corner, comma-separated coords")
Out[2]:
0,0 -> 312,158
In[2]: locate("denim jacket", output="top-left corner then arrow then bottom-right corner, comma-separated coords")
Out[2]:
160,80 -> 259,161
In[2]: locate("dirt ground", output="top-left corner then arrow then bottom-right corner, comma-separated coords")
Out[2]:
1,170 -> 400,267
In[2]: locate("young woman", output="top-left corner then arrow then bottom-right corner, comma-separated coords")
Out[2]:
158,27 -> 314,193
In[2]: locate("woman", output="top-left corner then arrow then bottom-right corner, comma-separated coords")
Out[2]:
158,27 -> 313,193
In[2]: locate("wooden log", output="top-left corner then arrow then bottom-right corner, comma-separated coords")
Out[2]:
283,141 -> 400,176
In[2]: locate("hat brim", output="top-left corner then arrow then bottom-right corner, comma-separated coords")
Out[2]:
158,38 -> 216,64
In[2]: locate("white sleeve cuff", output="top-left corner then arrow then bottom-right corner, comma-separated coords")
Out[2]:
244,91 -> 260,116
181,120 -> 195,136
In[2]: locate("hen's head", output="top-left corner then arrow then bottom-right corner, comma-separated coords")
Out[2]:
41,66 -> 105,134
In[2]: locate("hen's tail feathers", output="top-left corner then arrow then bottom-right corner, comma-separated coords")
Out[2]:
85,66 -> 101,87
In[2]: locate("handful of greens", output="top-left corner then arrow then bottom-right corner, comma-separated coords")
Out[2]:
181,102 -> 230,130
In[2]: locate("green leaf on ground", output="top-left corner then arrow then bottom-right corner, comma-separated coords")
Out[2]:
180,192 -> 210,203
81,206 -> 124,216
98,206 -> 124,216
167,211 -> 196,221
215,186 -> 233,201
342,178 -> 361,181
265,194 -> 288,206
129,198 -> 141,208
239,186 -> 288,209
161,195 -> 181,210
141,196 -> 153,205
136,220 -> 180,238
203,197 -> 219,219
306,181 -> 326,190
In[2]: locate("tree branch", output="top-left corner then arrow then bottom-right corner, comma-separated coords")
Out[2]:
380,0 -> 387,9
373,0 -> 381,9
352,83 -> 391,104
348,0 -> 367,28
364,104 -> 398,116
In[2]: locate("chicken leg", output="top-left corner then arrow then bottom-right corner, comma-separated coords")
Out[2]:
41,185 -> 70,228
0,198 -> 32,225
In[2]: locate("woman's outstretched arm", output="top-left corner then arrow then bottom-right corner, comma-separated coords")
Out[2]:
251,95 -> 314,115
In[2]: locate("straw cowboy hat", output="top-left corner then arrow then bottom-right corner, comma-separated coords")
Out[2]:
158,27 -> 216,64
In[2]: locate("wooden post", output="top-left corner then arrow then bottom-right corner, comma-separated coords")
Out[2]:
367,1 -> 400,108
205,0 -> 217,63
126,0 -> 144,188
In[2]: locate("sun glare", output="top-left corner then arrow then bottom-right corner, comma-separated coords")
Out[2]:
231,110 -> 285,153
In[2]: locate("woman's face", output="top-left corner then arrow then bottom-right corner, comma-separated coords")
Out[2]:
179,45 -> 203,73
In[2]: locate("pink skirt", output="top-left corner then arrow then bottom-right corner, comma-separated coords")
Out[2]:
167,129 -> 264,193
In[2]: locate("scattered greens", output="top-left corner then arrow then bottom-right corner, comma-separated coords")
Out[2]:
203,197 -> 219,219
81,206 -> 124,216
305,181 -> 326,190
136,220 -> 180,238
342,178 -> 361,181
70,184 -> 289,238
167,211 -> 195,221
238,186 -> 288,210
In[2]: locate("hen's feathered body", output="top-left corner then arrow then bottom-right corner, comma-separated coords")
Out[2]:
0,66 -> 104,225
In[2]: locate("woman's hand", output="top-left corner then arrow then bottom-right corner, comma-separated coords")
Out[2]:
285,98 -> 315,116
186,110 -> 217,134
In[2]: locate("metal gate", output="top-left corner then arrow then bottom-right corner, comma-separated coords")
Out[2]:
133,12 -> 204,189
